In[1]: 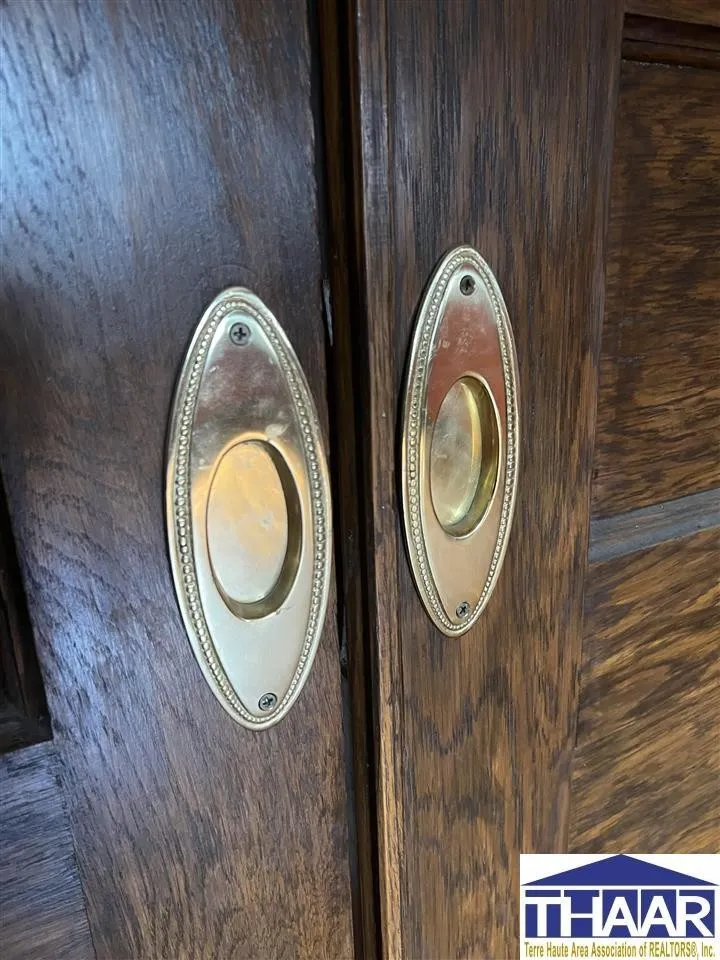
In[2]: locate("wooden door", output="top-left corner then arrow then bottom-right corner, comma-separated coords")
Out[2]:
0,2 -> 353,957
323,1 -> 718,958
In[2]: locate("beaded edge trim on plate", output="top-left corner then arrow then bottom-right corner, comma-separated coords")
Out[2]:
168,291 -> 330,726
403,249 -> 518,634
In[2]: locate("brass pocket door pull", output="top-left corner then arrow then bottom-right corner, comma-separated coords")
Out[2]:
166,288 -> 332,729
401,247 -> 520,636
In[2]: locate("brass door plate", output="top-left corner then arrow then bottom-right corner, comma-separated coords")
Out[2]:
401,247 -> 520,636
166,288 -> 332,729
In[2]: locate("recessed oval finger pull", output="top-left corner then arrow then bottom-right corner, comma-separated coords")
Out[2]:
166,288 -> 332,729
401,247 -> 520,636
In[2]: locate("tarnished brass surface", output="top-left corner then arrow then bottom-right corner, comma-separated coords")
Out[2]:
166,288 -> 332,728
401,247 -> 519,636
430,376 -> 499,537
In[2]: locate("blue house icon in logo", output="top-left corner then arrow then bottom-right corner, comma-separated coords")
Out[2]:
523,856 -> 717,939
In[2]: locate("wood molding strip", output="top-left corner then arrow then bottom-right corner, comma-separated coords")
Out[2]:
349,1 -> 407,957
589,488 -> 720,563
622,40 -> 720,68
315,0 -> 382,953
624,13 -> 720,50
625,1 -> 720,29
623,14 -> 720,68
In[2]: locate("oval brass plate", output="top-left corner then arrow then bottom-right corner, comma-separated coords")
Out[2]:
401,247 -> 519,636
166,288 -> 332,729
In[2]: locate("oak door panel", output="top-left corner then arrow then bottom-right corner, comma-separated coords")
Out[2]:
570,530 -> 720,853
0,1 -> 353,956
592,61 -> 720,516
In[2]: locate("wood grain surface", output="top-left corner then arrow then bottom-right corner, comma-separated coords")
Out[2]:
0,2 -> 352,957
626,0 -> 720,28
0,742 -> 93,960
592,61 -> 720,516
570,529 -> 720,852
350,1 -> 624,956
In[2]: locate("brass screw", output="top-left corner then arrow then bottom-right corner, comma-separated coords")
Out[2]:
258,692 -> 277,712
459,275 -> 475,296
229,321 -> 251,345
456,601 -> 471,619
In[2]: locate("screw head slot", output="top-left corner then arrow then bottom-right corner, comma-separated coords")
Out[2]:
459,275 -> 476,296
229,321 -> 251,346
258,692 -> 278,712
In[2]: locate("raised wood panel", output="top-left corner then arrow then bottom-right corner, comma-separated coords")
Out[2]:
570,529 -> 720,852
626,0 -> 720,27
349,1 -> 624,956
0,743 -> 93,960
0,2 -> 352,956
592,62 -> 720,516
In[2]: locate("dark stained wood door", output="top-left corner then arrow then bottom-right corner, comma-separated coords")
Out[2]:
325,1 -> 718,958
330,0 -> 625,956
0,1 -> 353,957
